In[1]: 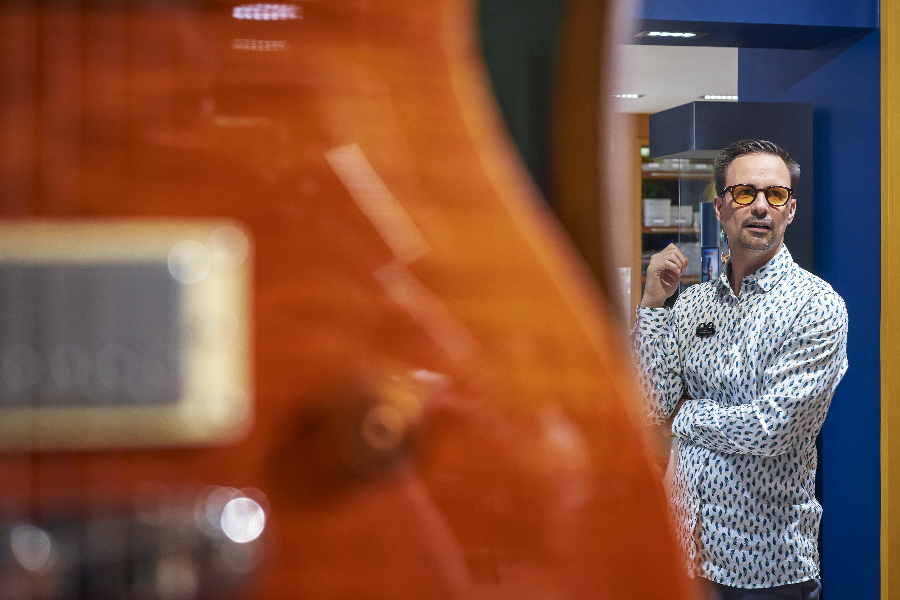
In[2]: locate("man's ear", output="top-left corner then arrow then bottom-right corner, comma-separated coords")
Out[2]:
786,197 -> 796,225
713,195 -> 724,222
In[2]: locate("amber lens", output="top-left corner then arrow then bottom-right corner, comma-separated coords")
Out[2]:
731,185 -> 758,205
765,186 -> 791,206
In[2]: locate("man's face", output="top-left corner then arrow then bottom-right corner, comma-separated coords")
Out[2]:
713,153 -> 796,256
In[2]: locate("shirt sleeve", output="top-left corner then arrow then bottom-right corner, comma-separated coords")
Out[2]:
632,306 -> 685,425
670,291 -> 849,456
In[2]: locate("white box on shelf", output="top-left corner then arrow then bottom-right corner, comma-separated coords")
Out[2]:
671,205 -> 693,226
643,198 -> 671,227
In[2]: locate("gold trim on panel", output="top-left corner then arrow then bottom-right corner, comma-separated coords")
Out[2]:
884,4 -> 899,597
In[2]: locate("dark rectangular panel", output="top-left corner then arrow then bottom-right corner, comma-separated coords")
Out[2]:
630,20 -> 874,49
649,102 -> 813,161
635,0 -> 878,29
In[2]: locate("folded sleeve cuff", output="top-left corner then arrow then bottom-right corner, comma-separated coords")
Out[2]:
671,399 -> 706,440
636,307 -> 670,336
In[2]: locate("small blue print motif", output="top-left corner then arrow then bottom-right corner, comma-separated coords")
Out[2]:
632,247 -> 848,588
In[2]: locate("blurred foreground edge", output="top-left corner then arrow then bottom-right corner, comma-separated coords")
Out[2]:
0,0 -> 697,598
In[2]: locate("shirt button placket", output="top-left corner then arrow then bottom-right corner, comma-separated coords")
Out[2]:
723,293 -> 740,402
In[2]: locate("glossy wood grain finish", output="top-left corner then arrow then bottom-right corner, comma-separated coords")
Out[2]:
0,0 -> 694,597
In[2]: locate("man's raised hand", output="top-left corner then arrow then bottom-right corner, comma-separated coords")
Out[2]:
640,243 -> 688,308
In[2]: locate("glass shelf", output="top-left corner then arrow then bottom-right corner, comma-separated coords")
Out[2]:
639,147 -> 715,302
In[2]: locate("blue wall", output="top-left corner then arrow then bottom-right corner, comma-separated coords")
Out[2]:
739,33 -> 881,599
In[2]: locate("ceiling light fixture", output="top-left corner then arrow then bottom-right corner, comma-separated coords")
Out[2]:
702,95 -> 739,100
649,31 -> 695,37
613,94 -> 645,99
635,30 -> 708,39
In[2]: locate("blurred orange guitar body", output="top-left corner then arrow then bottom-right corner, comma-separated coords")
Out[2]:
0,0 -> 695,598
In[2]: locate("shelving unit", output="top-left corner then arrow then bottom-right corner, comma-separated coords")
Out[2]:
633,132 -> 715,314
642,226 -> 700,234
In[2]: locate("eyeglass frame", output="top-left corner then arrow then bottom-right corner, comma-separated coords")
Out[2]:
718,184 -> 794,207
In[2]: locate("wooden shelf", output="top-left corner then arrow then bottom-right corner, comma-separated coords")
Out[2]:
641,226 -> 699,234
641,170 -> 714,180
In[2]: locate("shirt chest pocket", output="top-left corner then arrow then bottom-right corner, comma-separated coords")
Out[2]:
682,331 -> 729,399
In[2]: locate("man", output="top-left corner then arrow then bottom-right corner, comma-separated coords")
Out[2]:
632,139 -> 848,600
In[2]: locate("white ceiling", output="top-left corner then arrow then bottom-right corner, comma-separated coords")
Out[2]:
611,45 -> 739,114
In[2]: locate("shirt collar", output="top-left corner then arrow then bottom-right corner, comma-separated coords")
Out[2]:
716,245 -> 794,293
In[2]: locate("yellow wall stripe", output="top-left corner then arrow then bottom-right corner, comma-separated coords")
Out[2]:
884,2 -> 899,597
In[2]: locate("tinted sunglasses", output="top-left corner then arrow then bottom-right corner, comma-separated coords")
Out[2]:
720,184 -> 793,207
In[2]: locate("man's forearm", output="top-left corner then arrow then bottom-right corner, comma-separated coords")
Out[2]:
632,308 -> 685,425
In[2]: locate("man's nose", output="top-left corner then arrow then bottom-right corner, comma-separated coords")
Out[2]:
749,190 -> 770,212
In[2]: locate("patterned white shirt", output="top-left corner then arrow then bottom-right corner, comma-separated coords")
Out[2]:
632,246 -> 848,588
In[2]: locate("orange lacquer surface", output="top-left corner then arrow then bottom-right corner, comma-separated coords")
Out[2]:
0,0 -> 694,598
